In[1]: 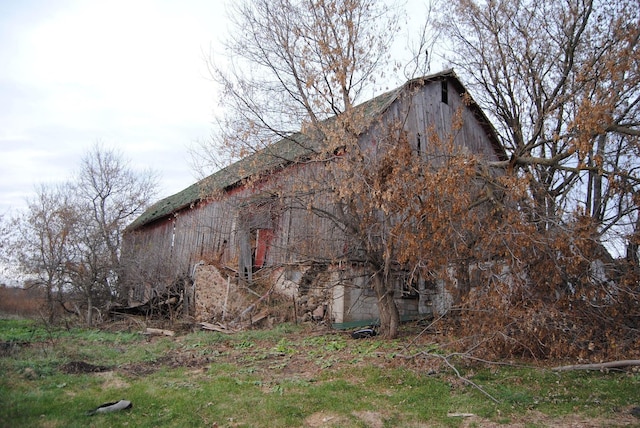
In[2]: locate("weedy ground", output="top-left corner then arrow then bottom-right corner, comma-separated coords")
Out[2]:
0,317 -> 638,427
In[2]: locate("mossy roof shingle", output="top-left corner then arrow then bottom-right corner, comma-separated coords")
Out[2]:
127,70 -> 503,231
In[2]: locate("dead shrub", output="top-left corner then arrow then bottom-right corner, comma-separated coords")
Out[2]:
448,270 -> 640,362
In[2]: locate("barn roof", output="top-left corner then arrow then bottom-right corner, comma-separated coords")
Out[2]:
127,69 -> 505,231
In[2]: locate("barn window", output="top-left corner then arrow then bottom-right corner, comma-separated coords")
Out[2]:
441,80 -> 448,104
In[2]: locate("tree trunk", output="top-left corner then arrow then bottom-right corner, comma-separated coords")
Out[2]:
626,202 -> 640,272
86,293 -> 93,327
372,271 -> 400,338
45,281 -> 55,324
590,134 -> 606,221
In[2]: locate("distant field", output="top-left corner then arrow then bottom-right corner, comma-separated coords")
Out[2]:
1,317 -> 639,427
0,286 -> 46,318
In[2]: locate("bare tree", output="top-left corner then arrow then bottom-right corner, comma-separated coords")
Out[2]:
75,143 -> 158,300
12,145 -> 157,325
439,0 -> 640,249
0,213 -> 14,285
13,184 -> 77,323
71,144 -> 158,324
197,0 -> 400,165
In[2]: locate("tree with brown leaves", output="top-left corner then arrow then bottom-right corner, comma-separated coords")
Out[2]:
201,0 -> 410,337
431,0 -> 640,358
197,0 -> 639,350
440,0 -> 640,252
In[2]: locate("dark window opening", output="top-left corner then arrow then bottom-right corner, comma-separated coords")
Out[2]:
441,80 -> 448,104
416,133 -> 422,154
394,272 -> 419,299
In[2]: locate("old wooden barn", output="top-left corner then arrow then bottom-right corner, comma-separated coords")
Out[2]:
122,69 -> 507,327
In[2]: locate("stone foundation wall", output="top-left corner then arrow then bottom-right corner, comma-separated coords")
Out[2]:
193,265 -> 250,322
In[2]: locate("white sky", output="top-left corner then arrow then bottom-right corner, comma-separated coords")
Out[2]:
0,0 -> 434,216
0,0 -> 229,214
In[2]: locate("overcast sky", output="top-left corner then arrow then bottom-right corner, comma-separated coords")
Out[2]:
0,0 -> 229,214
0,0 -> 433,216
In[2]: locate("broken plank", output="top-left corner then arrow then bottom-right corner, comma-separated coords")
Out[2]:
250,310 -> 269,325
200,322 -> 233,334
144,328 -> 175,337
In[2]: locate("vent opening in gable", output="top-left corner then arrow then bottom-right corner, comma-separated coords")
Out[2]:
441,80 -> 448,104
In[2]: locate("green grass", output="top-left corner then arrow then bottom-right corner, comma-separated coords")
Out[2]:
1,318 -> 638,427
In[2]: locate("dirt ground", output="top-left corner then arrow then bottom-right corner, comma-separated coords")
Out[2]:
303,410 -> 640,428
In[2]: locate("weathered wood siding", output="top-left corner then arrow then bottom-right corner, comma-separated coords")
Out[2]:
381,79 -> 500,161
126,77 -> 501,273
125,161 -> 344,289
124,75 -> 503,322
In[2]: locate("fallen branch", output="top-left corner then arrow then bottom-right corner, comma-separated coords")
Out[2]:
403,312 -> 447,350
422,351 -> 500,404
144,328 -> 175,337
552,360 -> 640,372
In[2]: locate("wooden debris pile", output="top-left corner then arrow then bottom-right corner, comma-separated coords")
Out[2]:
111,276 -> 190,320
